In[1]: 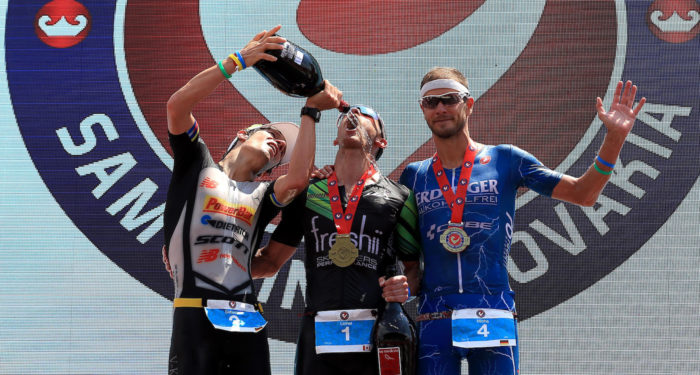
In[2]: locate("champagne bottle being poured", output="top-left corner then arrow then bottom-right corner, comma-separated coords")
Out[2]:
254,35 -> 348,109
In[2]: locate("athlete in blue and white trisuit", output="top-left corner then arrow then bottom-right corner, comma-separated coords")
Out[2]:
399,67 -> 646,375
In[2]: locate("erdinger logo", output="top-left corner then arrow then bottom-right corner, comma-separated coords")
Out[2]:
647,0 -> 700,43
34,0 -> 91,48
6,0 -> 698,345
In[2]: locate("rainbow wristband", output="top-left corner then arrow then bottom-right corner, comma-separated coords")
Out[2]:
235,51 -> 247,69
593,163 -> 613,175
217,60 -> 232,79
230,53 -> 244,71
596,155 -> 615,168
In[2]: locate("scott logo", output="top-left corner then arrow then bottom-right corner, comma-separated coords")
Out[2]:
194,235 -> 249,254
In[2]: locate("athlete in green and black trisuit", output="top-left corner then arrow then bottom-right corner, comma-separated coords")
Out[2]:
163,26 -> 343,375
253,105 -> 421,375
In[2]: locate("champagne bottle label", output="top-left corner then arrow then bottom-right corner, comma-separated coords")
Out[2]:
377,347 -> 402,375
280,42 -> 303,65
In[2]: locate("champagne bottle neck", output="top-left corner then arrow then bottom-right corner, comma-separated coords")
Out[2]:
384,300 -> 403,314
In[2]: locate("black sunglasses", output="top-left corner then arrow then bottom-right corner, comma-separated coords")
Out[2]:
419,92 -> 470,109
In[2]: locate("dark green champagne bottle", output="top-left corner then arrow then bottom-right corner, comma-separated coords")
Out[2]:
254,36 -> 325,98
373,264 -> 417,375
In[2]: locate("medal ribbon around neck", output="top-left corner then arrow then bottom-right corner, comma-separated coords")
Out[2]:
432,144 -> 478,253
327,164 -> 377,235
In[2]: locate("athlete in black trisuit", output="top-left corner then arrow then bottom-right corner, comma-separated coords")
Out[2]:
163,26 -> 342,375
253,105 -> 421,375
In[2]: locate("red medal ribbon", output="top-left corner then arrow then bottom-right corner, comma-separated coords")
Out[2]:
327,164 -> 377,234
431,144 -> 478,224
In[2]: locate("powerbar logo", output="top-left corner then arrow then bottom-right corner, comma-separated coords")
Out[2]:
202,195 -> 254,225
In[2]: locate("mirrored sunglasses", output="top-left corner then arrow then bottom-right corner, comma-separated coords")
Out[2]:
337,105 -> 384,137
419,92 -> 469,109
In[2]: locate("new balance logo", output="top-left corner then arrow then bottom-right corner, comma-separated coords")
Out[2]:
200,177 -> 218,189
197,248 -> 219,263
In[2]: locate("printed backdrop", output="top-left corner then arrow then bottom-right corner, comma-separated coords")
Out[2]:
1,0 -> 698,374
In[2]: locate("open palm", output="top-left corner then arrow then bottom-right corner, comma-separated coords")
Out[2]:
596,80 -> 646,137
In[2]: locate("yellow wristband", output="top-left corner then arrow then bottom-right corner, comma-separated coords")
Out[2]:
229,53 -> 243,72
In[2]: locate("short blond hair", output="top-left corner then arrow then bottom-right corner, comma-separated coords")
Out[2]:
420,67 -> 469,90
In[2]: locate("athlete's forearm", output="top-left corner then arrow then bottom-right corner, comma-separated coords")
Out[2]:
552,132 -> 623,206
166,61 -> 236,135
251,241 -> 297,279
274,114 -> 316,204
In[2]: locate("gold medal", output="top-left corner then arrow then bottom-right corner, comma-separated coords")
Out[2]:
329,235 -> 359,267
440,224 -> 469,253
326,166 -> 376,268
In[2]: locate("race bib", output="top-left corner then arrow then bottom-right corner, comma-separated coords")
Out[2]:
204,299 -> 267,333
314,309 -> 376,353
452,308 -> 516,348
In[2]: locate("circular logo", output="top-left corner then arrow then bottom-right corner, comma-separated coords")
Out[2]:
476,310 -> 486,318
34,0 -> 91,48
339,311 -> 349,321
6,0 -> 699,344
646,0 -> 700,43
440,226 -> 469,253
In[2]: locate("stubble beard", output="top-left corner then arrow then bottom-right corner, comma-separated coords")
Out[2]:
429,116 -> 466,139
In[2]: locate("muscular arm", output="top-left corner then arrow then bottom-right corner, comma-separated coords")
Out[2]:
166,27 -> 286,135
552,133 -> 624,206
251,240 -> 297,279
552,81 -> 646,206
273,82 -> 343,205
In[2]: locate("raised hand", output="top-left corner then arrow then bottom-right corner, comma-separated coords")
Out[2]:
596,80 -> 646,141
239,25 -> 287,67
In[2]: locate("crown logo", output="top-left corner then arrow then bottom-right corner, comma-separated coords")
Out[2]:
37,15 -> 88,37
650,10 -> 700,33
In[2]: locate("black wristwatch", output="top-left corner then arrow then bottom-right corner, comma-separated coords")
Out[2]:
300,106 -> 321,123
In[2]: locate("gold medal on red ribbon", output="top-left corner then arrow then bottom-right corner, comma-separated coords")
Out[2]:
328,234 -> 359,267
439,223 -> 470,253
432,144 -> 479,253
326,165 -> 377,267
